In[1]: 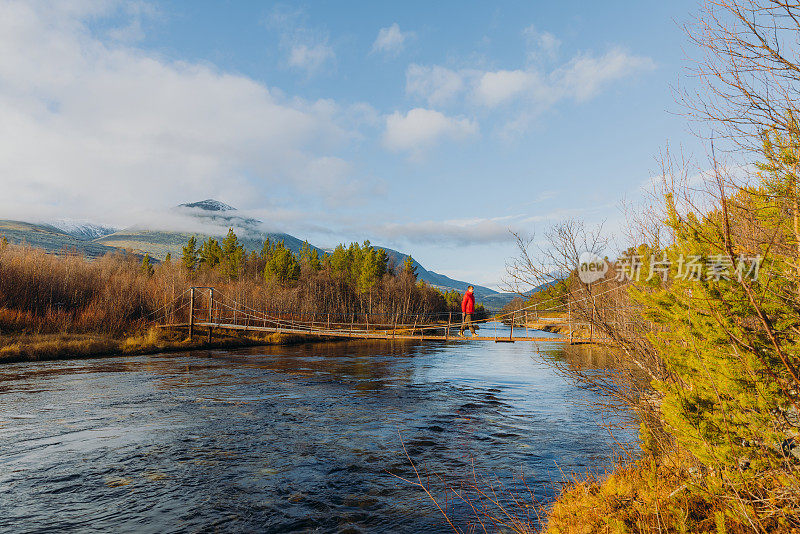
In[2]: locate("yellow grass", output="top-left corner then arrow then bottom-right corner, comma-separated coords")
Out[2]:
0,327 -> 317,364
544,454 -> 800,534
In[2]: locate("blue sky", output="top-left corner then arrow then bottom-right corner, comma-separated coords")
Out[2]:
0,0 -> 704,289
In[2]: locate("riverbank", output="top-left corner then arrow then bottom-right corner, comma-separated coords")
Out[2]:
521,321 -> 607,345
542,454 -> 794,533
0,328 -> 327,364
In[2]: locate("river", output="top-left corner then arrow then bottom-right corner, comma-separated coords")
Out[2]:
0,323 -> 635,533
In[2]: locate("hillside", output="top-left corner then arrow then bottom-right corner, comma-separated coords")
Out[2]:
0,220 -> 120,259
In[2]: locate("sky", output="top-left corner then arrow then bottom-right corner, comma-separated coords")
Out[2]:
0,0 -> 705,289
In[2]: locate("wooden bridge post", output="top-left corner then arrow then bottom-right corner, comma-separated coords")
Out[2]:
446,312 -> 451,341
510,311 -> 514,340
392,315 -> 398,339
327,313 -> 330,331
189,287 -> 195,340
207,288 -> 213,343
525,312 -> 529,338
568,301 -> 573,344
412,317 -> 417,337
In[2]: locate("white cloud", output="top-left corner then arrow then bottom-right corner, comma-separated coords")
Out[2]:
474,69 -> 533,107
554,47 -> 655,102
405,44 -> 654,134
265,6 -> 335,75
523,25 -> 561,61
405,64 -> 467,106
383,108 -> 477,153
372,23 -> 413,56
0,1 -> 359,225
288,42 -> 335,73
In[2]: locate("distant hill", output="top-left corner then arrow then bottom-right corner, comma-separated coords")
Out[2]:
48,219 -> 117,240
0,220 -> 120,258
95,199 -> 315,260
0,199 -> 528,310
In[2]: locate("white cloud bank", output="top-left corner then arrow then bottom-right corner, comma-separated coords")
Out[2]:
0,1 -> 358,225
383,108 -> 477,153
372,23 -> 413,56
405,43 -> 654,132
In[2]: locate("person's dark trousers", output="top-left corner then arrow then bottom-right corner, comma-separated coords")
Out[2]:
460,313 -> 476,335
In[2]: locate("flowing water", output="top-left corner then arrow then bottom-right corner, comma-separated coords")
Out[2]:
0,323 -> 635,533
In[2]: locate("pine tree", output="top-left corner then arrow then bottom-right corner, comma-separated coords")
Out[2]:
220,228 -> 245,280
140,253 -> 154,277
300,241 -> 322,271
634,155 -> 799,473
358,248 -> 380,293
264,243 -> 300,285
261,237 -> 272,259
199,238 -> 222,270
329,244 -> 348,274
0,235 -> 7,250
181,236 -> 198,272
375,248 -> 389,278
309,249 -> 322,271
164,252 -> 172,264
402,256 -> 418,280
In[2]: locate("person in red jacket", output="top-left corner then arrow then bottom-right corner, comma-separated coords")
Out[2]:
459,286 -> 477,337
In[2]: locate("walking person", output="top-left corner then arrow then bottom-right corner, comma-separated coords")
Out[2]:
459,286 -> 477,337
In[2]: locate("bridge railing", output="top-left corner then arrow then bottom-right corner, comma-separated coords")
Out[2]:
151,286 -> 614,343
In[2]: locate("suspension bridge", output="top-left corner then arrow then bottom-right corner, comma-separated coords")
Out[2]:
144,286 -> 607,345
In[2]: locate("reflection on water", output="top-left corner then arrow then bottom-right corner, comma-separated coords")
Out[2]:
542,343 -> 629,371
0,324 -> 635,533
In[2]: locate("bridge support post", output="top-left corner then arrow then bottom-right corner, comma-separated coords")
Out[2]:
446,312 -> 451,341
568,301 -> 573,344
510,311 -> 514,340
207,288 -> 213,343
189,287 -> 195,340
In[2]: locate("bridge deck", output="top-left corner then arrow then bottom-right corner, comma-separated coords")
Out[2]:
160,322 -> 567,343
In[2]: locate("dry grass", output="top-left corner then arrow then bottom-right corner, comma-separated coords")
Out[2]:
0,326 -> 318,364
0,243 -> 183,335
545,455 -> 800,534
0,240 -> 450,340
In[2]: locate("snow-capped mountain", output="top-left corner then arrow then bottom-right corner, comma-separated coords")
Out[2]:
178,199 -> 236,212
174,199 -> 260,228
48,219 -> 117,240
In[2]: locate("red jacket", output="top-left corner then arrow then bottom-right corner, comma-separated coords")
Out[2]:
461,291 -> 475,314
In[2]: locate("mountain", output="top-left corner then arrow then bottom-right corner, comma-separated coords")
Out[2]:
48,219 -> 117,240
375,246 -> 511,302
1,200 -> 524,309
178,199 -> 235,211
0,220 -> 121,258
96,199 -> 312,259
